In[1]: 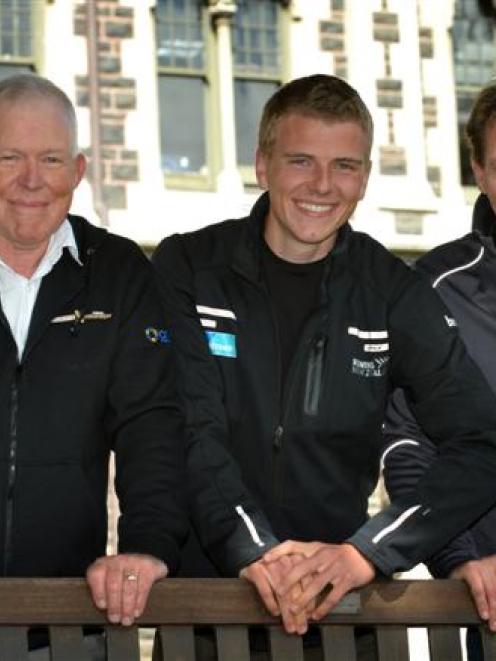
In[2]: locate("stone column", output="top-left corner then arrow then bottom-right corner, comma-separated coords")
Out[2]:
208,0 -> 243,194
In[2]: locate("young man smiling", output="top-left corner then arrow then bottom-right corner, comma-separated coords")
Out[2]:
153,75 -> 496,647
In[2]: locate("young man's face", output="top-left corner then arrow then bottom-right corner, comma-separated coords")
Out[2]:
256,113 -> 371,264
472,120 -> 496,213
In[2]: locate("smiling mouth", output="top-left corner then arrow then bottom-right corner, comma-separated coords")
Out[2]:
11,200 -> 48,208
297,202 -> 336,213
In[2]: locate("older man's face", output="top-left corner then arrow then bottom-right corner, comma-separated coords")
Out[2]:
0,97 -> 85,259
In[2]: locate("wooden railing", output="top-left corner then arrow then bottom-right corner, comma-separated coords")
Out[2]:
0,578 -> 494,660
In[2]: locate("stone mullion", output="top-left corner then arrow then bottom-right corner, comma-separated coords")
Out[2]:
74,0 -> 137,210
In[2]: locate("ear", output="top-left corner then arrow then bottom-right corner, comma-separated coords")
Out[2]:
73,153 -> 87,188
471,158 -> 486,194
255,148 -> 269,190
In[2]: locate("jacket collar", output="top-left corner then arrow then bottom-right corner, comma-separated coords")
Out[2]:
472,193 -> 496,247
68,213 -> 108,264
23,215 -> 108,359
232,191 -> 352,281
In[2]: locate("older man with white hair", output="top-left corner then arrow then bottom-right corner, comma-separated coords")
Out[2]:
0,73 -> 187,657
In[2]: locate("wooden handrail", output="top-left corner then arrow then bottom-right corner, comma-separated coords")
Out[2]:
0,579 -> 493,660
0,578 -> 483,626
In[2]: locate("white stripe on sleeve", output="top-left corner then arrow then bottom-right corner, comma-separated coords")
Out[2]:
235,505 -> 265,547
372,505 -> 422,544
380,439 -> 420,471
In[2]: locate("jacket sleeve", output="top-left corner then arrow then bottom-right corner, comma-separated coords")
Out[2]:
382,388 -> 480,577
348,273 -> 496,575
103,244 -> 188,574
152,235 -> 279,576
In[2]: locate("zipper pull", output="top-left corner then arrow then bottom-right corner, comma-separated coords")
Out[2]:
274,425 -> 284,451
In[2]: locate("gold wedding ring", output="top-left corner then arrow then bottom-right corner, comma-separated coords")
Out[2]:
125,573 -> 138,582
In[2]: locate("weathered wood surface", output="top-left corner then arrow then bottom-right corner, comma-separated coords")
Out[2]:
0,578 -> 482,626
0,579 -> 491,660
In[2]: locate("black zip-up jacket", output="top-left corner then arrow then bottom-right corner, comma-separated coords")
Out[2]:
383,193 -> 496,577
0,215 -> 187,577
153,193 -> 496,578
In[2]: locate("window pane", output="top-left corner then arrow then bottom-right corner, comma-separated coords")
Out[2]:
0,0 -> 33,58
235,80 -> 278,165
158,76 -> 206,174
156,0 -> 204,70
233,0 -> 280,74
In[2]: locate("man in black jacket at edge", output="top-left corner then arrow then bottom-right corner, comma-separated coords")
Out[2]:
383,85 -> 496,660
153,74 -> 496,646
0,73 -> 187,655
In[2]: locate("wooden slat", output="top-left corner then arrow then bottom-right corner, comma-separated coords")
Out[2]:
268,626 -> 304,660
375,625 -> 409,661
320,625 -> 357,661
106,626 -> 139,661
49,626 -> 87,661
0,626 -> 28,659
215,625 -> 250,661
428,625 -> 462,661
482,626 -> 496,661
153,625 -> 196,661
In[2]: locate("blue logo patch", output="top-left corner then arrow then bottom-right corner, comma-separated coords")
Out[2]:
205,331 -> 237,358
145,327 -> 171,345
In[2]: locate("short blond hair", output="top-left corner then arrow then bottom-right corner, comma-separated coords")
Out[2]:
258,74 -> 373,157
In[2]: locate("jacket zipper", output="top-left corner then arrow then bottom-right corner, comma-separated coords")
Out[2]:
4,363 -> 21,575
272,424 -> 284,500
303,334 -> 327,416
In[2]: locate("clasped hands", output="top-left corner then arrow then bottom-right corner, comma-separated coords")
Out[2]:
240,541 -> 375,635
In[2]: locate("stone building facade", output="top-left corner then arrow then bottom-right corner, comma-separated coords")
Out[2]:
1,0 -> 493,257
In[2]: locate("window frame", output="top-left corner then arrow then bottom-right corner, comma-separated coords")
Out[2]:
155,0 -> 214,191
232,0 -> 286,186
0,0 -> 39,77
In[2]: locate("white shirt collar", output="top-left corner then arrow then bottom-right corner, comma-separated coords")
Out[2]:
0,217 -> 81,281
33,217 -> 82,280
0,218 -> 81,358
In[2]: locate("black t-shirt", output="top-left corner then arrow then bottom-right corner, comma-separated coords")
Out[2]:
261,242 -> 326,389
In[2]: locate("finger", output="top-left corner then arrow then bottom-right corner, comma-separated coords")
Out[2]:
86,562 -> 107,610
291,572 -> 331,615
265,541 -> 320,563
134,574 -> 156,620
278,592 -> 306,635
121,571 -> 140,626
311,581 -> 348,620
468,575 -> 489,622
289,585 -> 309,635
301,572 -> 317,615
487,592 -> 496,631
273,556 -> 321,597
106,565 -> 126,623
241,566 -> 280,616
264,541 -> 299,562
